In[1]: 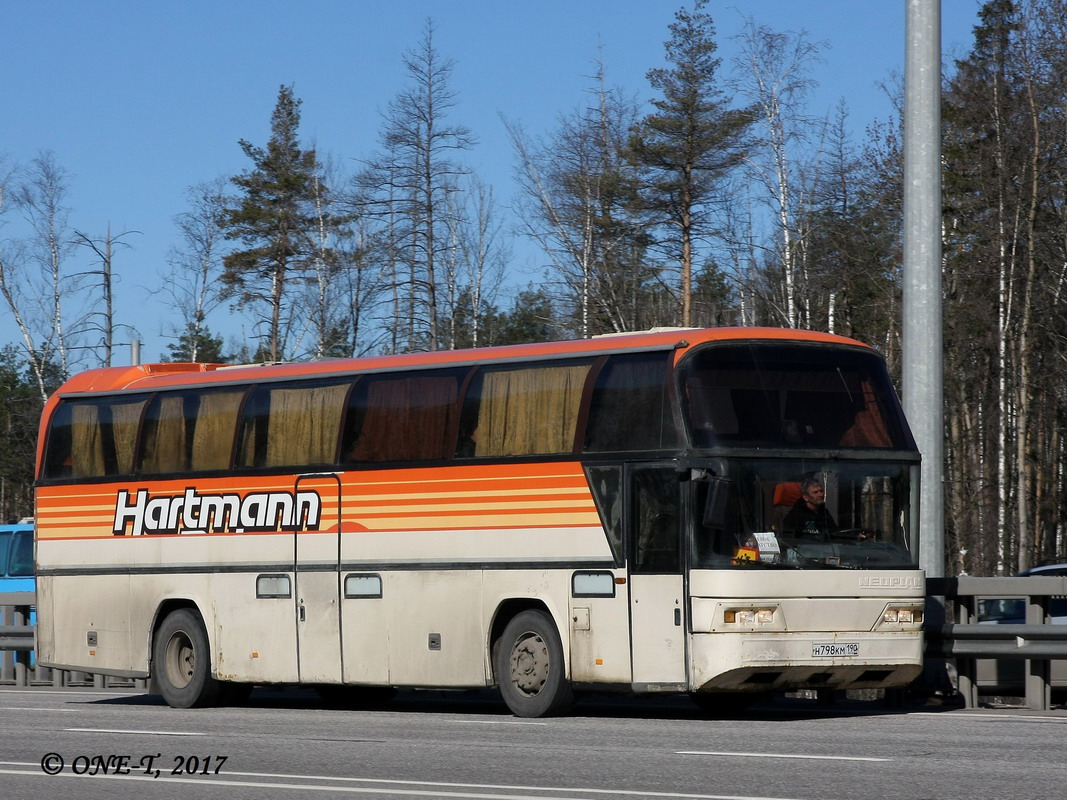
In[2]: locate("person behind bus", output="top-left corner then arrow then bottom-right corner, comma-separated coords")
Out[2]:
781,477 -> 837,539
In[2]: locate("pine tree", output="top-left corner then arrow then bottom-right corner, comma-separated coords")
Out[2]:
630,0 -> 753,327
162,323 -> 229,363
220,85 -> 333,362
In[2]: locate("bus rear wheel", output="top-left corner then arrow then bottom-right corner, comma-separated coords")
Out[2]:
153,608 -> 220,708
495,609 -> 573,717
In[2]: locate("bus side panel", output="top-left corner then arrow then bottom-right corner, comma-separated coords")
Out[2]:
382,570 -> 485,687
340,580 -> 391,684
567,569 -> 632,685
208,571 -> 299,683
36,571 -> 137,676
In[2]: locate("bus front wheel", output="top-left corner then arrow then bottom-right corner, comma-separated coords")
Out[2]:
495,609 -> 573,717
153,608 -> 221,708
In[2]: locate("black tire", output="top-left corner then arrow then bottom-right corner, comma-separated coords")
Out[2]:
495,609 -> 573,718
152,608 -> 221,709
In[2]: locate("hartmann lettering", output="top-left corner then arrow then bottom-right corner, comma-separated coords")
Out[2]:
112,488 -> 322,536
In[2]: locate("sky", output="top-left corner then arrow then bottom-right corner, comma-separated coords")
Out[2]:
2,1 -> 985,364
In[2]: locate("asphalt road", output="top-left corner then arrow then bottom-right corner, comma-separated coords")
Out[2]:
0,686 -> 1064,800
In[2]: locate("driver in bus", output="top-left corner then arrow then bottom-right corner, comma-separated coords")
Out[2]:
781,477 -> 838,539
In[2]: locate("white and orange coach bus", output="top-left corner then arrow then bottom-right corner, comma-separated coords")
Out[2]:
33,327 -> 925,716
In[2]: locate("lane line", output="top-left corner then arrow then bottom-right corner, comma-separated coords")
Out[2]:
908,711 -> 1067,723
65,728 -> 206,736
677,751 -> 892,763
0,765 -> 809,800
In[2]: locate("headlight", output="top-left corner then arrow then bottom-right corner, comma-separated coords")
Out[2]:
724,607 -> 776,625
883,607 -> 923,624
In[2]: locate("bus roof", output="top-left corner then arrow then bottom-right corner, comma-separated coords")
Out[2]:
48,327 -> 871,398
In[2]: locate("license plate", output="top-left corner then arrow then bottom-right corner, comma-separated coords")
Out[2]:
812,642 -> 859,657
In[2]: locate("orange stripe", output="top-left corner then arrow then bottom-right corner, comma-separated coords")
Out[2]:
35,463 -> 599,539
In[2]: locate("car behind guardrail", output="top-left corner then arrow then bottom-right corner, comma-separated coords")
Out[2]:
976,563 -> 1067,696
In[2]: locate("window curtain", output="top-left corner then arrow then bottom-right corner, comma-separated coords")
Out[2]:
71,404 -> 104,478
265,383 -> 349,467
347,376 -> 458,462
109,400 -> 146,475
477,364 -> 589,456
140,395 -> 188,474
191,391 -> 244,471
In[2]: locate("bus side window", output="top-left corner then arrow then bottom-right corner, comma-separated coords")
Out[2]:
238,381 -> 351,469
263,382 -> 349,467
42,403 -> 74,479
55,398 -> 147,478
139,393 -> 192,474
463,362 -> 592,457
189,390 -> 245,471
236,386 -> 270,469
586,465 -> 624,564
585,352 -> 679,453
139,389 -> 246,474
344,371 -> 463,464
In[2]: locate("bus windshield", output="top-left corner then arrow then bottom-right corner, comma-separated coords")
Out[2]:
692,458 -> 916,570
679,342 -> 914,450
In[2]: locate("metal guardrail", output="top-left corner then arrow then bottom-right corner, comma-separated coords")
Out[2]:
926,575 -> 1067,711
0,592 -> 36,687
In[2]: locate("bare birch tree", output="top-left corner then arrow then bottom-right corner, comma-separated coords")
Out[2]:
160,178 -> 230,361
0,153 -> 76,397
729,18 -> 826,329
508,60 -> 651,337
360,19 -> 474,353
73,225 -> 137,368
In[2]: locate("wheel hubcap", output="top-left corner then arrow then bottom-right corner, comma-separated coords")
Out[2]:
164,631 -> 195,689
510,631 -> 549,696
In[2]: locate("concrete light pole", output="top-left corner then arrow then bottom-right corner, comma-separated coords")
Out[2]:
902,0 -> 944,579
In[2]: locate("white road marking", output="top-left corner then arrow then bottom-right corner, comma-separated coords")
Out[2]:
677,750 -> 892,762
0,765 -> 808,800
64,728 -> 206,736
908,711 -> 1067,723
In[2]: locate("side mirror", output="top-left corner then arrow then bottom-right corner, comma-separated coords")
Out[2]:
702,477 -> 733,528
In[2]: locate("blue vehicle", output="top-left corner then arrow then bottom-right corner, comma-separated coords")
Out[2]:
0,522 -> 35,669
0,523 -> 34,593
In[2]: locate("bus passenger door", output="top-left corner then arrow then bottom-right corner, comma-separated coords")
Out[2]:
627,463 -> 688,691
294,474 -> 343,684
